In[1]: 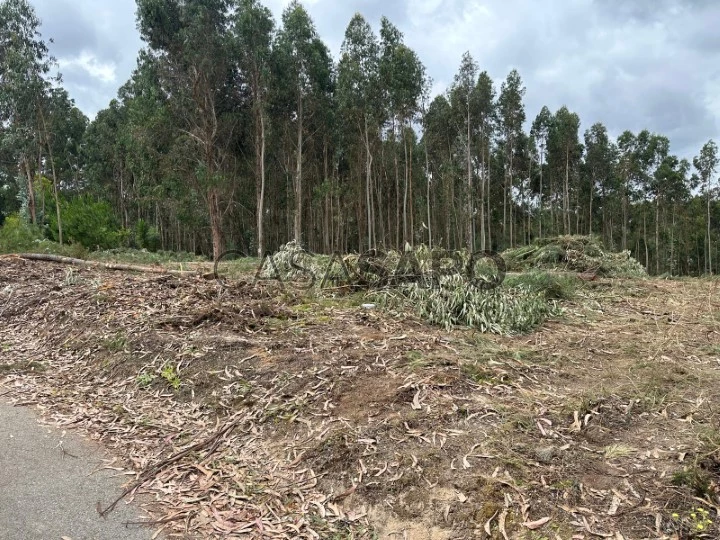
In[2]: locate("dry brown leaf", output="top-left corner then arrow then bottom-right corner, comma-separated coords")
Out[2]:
523,516 -> 551,529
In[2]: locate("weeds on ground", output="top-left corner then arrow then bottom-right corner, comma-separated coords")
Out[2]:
161,365 -> 181,389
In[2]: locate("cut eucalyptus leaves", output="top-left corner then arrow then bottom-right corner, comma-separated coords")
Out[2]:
370,273 -> 563,335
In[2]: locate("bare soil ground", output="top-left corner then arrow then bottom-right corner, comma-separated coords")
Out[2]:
1,256 -> 719,539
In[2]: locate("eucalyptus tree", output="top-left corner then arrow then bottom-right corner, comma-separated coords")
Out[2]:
449,52 -> 479,251
616,130 -> 637,251
232,0 -> 274,256
379,17 -> 424,247
119,53 -> 180,241
83,100 -> 129,225
650,153 -> 689,274
0,0 -> 56,225
424,94 -> 457,247
38,88 -> 88,243
136,0 -> 236,259
497,70 -> 526,247
638,134 -> 670,271
274,1 -> 333,245
45,88 -> 88,193
583,122 -> 616,242
420,76 -> 433,247
693,140 -> 718,274
548,106 -> 581,235
531,106 -> 552,237
474,71 -> 495,250
338,13 -> 382,250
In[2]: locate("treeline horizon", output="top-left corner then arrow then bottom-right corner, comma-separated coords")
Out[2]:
1,0 -> 719,275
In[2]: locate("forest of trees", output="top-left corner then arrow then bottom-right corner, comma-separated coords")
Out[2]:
1,0 -> 719,275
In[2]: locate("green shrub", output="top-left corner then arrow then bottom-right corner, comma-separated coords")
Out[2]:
134,219 -> 161,252
0,214 -> 44,252
47,196 -> 121,249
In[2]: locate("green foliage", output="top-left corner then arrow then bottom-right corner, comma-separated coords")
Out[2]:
371,275 -> 561,335
670,506 -> 714,536
504,271 -> 578,300
133,219 -> 161,251
46,195 -> 121,249
160,364 -> 181,389
136,372 -> 156,388
503,235 -> 647,278
0,213 -> 43,252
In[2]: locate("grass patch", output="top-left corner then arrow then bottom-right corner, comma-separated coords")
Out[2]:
604,443 -> 635,459
90,248 -> 205,265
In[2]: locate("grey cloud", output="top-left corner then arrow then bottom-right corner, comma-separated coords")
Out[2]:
27,0 -> 720,160
32,0 -> 98,58
33,0 -> 142,117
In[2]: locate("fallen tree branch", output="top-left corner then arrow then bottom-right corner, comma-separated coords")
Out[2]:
2,253 -> 199,277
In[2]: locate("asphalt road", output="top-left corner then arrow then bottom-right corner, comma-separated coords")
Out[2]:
0,401 -> 153,540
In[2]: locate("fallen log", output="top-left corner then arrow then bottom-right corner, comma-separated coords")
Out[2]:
1,253 -> 201,277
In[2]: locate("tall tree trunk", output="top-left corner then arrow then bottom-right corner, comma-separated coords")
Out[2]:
588,174 -> 594,236
393,117 -> 400,250
294,96 -> 303,244
479,132 -> 486,251
502,146 -> 510,243
508,140 -> 514,248
425,135 -> 432,248
643,212 -> 649,271
466,106 -> 472,252
526,156 -> 533,244
564,147 -> 570,235
409,132 -> 414,246
256,108 -> 266,257
323,141 -> 330,253
364,116 -> 373,250
601,183 -> 607,247
670,204 -> 676,275
403,122 -> 409,246
209,188 -> 224,260
549,171 -> 556,236
708,190 -> 713,274
655,196 -> 660,275
622,177 -> 628,252
486,162 -> 492,251
21,157 -> 37,224
538,146 -> 543,239
38,107 -> 63,245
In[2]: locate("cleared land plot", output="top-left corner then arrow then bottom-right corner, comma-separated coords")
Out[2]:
1,257 -> 719,539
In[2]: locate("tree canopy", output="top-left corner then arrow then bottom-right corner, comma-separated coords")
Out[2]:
1,0 -> 718,275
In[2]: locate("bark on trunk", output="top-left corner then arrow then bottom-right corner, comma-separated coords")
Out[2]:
22,157 -> 37,225
364,116 -> 374,251
38,106 -> 63,245
294,95 -> 303,244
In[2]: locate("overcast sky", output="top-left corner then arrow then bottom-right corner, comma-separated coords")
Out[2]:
31,0 -> 720,160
